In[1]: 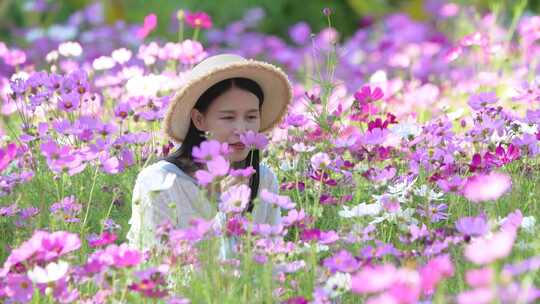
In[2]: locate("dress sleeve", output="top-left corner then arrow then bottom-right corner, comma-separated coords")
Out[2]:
126,164 -> 215,251
260,164 -> 282,226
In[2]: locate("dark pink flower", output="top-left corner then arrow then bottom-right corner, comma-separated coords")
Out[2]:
185,11 -> 213,29
354,85 -> 384,104
88,231 -> 117,248
136,14 -> 157,39
0,143 -> 17,172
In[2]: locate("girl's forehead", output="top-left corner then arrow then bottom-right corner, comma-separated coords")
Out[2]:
210,88 -> 260,111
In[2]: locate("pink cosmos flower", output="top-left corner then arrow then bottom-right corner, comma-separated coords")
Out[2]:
185,11 -> 213,29
420,255 -> 454,295
465,268 -> 493,288
351,264 -> 397,294
457,287 -> 494,304
179,39 -> 207,65
195,155 -> 230,186
192,140 -> 229,163
462,171 -> 512,203
282,209 -> 306,227
260,189 -> 296,210
1,230 -> 80,276
0,143 -> 17,172
219,184 -> 251,213
88,231 -> 117,248
464,229 -> 516,265
136,14 -> 157,40
239,130 -> 269,150
230,166 -> 255,178
354,85 -> 384,104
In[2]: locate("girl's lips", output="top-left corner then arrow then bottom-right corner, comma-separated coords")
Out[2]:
230,143 -> 246,150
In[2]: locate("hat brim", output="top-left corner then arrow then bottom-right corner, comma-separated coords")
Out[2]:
163,59 -> 292,144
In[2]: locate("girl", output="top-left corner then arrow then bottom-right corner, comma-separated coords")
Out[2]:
127,54 -> 293,258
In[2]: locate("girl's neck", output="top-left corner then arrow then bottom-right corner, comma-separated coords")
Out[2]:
231,159 -> 246,169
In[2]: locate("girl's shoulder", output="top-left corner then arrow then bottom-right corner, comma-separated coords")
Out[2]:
135,160 -> 197,193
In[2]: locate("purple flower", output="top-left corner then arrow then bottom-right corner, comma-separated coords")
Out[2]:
286,113 -> 308,127
323,249 -> 360,273
468,92 -> 498,111
4,274 -> 33,303
50,195 -> 82,222
57,91 -> 80,112
238,130 -> 269,150
282,209 -> 306,227
288,22 -> 311,45
418,203 -> 448,223
106,243 -> 143,268
362,128 -> 389,145
0,203 -> 19,217
456,216 -> 489,237
437,175 -> 465,192
219,184 -> 251,213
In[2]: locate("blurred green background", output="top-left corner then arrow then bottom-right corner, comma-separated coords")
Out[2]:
1,0 -> 540,45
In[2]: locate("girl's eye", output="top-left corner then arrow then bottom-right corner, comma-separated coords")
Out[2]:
221,117 -> 234,120
248,116 -> 258,119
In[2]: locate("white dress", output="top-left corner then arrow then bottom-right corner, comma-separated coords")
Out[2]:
126,160 -> 281,259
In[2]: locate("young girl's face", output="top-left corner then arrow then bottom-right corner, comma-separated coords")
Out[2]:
191,87 -> 261,162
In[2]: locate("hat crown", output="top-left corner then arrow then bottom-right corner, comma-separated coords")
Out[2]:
189,54 -> 246,80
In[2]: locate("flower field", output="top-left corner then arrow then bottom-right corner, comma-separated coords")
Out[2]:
0,1 -> 540,303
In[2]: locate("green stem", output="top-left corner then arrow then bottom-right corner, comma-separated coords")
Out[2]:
81,165 -> 100,232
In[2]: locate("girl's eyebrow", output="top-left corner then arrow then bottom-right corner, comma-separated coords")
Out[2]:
218,109 -> 259,114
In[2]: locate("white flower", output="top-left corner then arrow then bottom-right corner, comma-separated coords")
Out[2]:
125,74 -> 169,97
338,202 -> 382,218
447,108 -> 464,121
323,272 -> 351,298
512,120 -> 538,135
46,50 -> 59,62
389,122 -> 421,139
521,216 -> 536,233
414,185 -> 444,200
27,260 -> 69,284
310,152 -> 331,169
112,48 -> 132,64
58,41 -> 82,57
92,56 -> 116,70
292,142 -> 315,153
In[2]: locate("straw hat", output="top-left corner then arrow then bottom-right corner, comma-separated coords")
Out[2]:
163,53 -> 293,144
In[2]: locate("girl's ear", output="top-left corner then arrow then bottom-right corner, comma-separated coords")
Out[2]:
190,109 -> 206,131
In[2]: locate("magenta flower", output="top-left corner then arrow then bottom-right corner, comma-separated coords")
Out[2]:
106,243 -> 143,268
288,22 -> 311,45
483,144 -> 520,167
323,249 -> 360,273
468,92 -> 498,111
136,13 -> 157,39
0,143 -> 17,172
219,184 -> 251,213
185,11 -> 213,29
465,229 -> 516,265
354,85 -> 384,104
456,216 -> 489,238
260,189 -> 296,210
4,274 -> 33,303
462,171 -> 512,203
88,231 -> 117,248
239,130 -> 269,150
